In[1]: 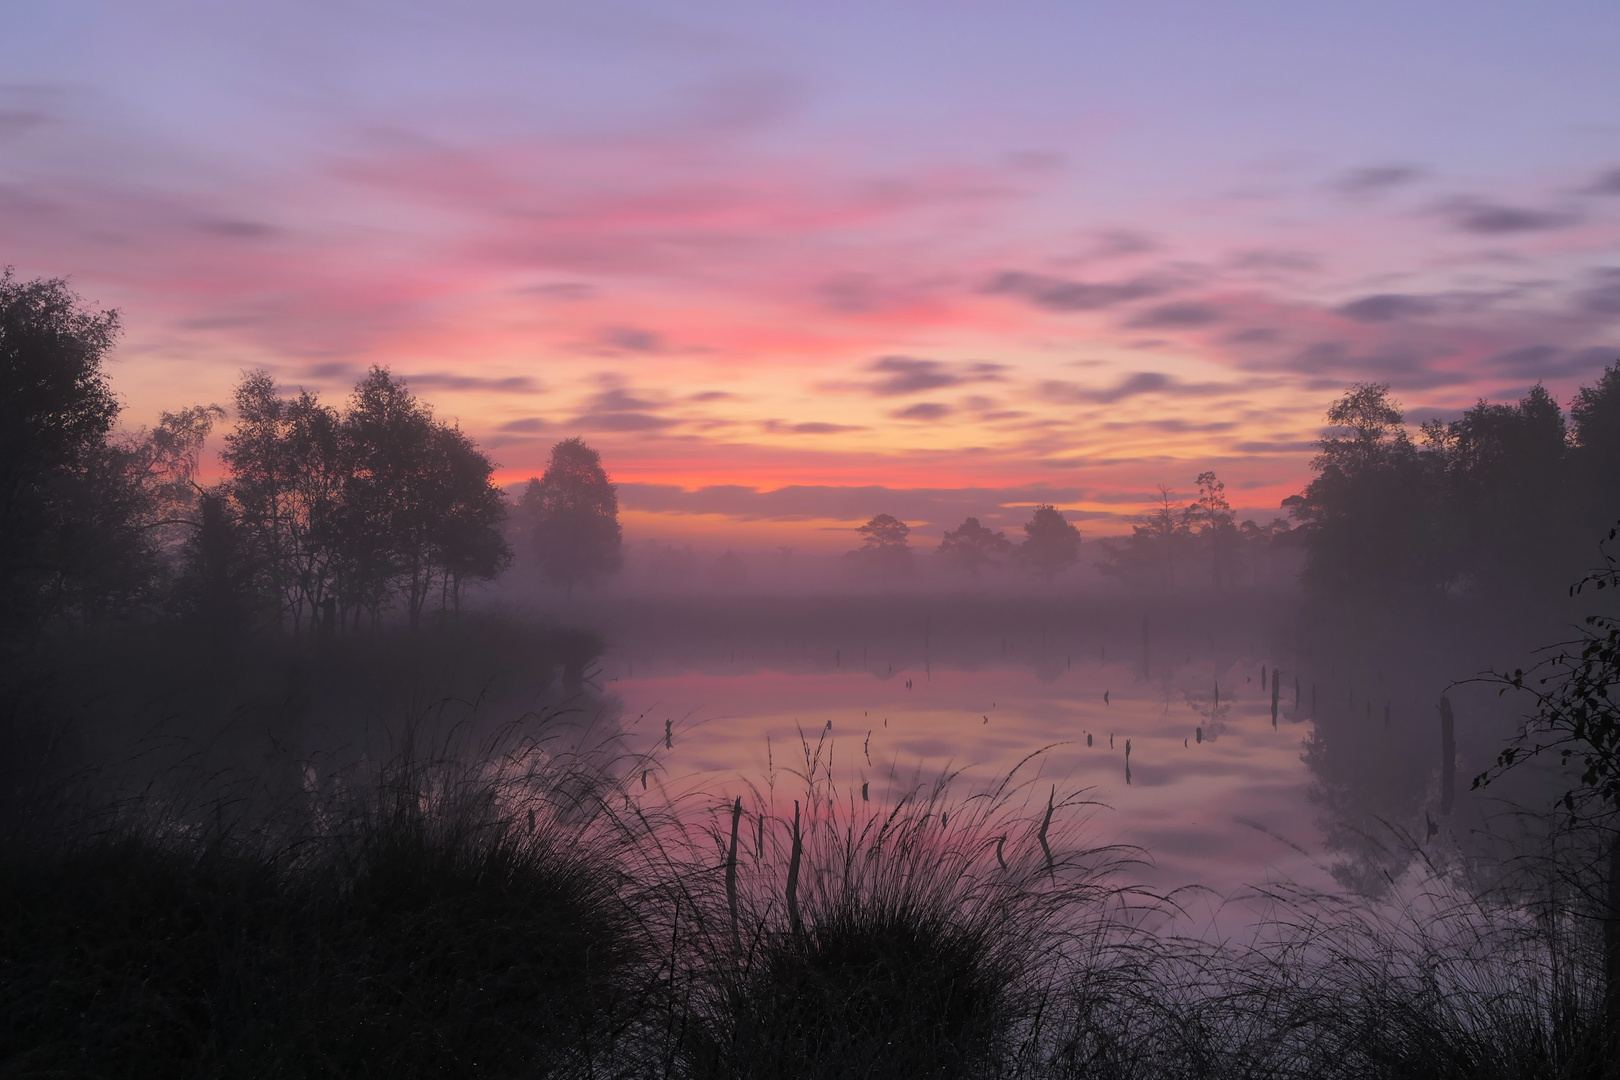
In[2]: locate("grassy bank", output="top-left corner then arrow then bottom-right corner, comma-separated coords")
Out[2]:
3,712 -> 1616,1079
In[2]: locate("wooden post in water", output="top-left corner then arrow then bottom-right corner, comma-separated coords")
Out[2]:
1438,696 -> 1456,816
786,800 -> 803,937
1271,670 -> 1280,728
726,797 -> 743,952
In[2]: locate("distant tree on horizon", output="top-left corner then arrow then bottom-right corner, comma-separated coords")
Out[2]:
1016,504 -> 1081,582
937,516 -> 1013,578
846,513 -> 914,578
1096,485 -> 1191,589
520,437 -> 623,601
1190,470 -> 1237,589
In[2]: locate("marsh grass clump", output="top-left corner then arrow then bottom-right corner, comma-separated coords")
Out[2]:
1029,825 -> 1617,1080
0,715 -> 659,1079
666,736 -> 1146,1080
5,699 -> 1620,1079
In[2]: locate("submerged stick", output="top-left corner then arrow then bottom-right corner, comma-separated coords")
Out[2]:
726,796 -> 743,952
1038,785 -> 1055,880
1271,668 -> 1281,728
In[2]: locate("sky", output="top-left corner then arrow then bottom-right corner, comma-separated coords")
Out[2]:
6,0 -> 1620,548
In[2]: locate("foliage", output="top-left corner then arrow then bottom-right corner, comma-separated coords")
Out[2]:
1422,384 -> 1570,599
1096,485 -> 1193,589
1189,471 -> 1237,588
1476,528 -> 1620,814
845,513 -> 915,578
0,723 -> 654,1078
1284,372 -> 1620,607
0,271 -> 122,631
1288,383 -> 1443,600
219,367 -> 510,632
938,517 -> 1014,578
517,437 -> 624,599
1016,504 -> 1081,582
5,693 -> 1618,1078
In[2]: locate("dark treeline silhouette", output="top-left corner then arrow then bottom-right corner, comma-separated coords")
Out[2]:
0,271 -> 634,644
846,505 -> 1083,583
1096,473 -> 1297,592
217,367 -> 510,634
0,270 -> 222,635
1287,378 -> 1619,608
12,270 -> 1620,1075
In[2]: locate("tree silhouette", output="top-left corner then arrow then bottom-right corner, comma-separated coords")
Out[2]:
1572,364 -> 1620,532
0,271 -> 122,632
221,367 -> 509,630
1190,471 -> 1236,589
1017,504 -> 1081,582
224,373 -> 344,632
1425,384 -> 1570,600
1288,383 -> 1440,600
1098,485 -> 1191,590
936,517 -> 1012,578
846,513 -> 914,577
522,437 -> 622,600
429,423 -> 512,613
1476,527 -> 1620,1035
342,367 -> 445,630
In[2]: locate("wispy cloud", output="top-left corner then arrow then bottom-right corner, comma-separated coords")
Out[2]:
1038,372 -> 1240,404
858,356 -> 1007,396
982,270 -> 1177,312
892,402 -> 951,421
1336,294 -> 1438,323
1127,302 -> 1223,329
1433,196 -> 1583,234
1331,165 -> 1425,197
762,419 -> 866,434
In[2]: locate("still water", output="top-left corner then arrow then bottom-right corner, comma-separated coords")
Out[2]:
601,648 -> 1334,901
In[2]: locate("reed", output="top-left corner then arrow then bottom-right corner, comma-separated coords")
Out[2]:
5,694 -> 1617,1079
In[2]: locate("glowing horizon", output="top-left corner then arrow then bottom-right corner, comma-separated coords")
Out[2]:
8,1 -> 1620,547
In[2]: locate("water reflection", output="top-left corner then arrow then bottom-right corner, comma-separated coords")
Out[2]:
600,659 -> 1322,896
584,594 -> 1571,903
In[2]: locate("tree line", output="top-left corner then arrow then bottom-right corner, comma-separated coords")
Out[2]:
14,268 -> 1618,629
1287,376 -> 1620,607
1095,471 -> 1297,592
841,505 -> 1083,582
0,273 -> 623,641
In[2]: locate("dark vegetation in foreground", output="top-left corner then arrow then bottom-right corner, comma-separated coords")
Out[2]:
9,278 -> 1620,1075
5,715 -> 1619,1079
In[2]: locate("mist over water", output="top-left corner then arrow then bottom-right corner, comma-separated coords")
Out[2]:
508,582 -> 1559,914
14,5 -> 1620,1069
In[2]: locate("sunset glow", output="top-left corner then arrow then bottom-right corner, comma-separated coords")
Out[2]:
8,1 -> 1620,545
